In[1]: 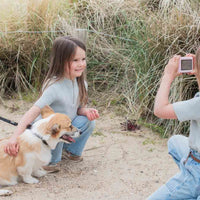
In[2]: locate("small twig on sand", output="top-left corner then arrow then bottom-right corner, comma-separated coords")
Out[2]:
85,146 -> 105,151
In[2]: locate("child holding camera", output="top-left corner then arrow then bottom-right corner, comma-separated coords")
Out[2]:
147,51 -> 200,200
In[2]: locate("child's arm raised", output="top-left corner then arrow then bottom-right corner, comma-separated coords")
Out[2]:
4,105 -> 41,156
154,55 -> 181,119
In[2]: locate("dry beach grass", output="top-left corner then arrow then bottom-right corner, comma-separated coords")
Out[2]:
0,0 -> 200,136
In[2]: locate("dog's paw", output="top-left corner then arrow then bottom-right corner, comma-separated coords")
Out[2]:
22,176 -> 39,184
32,169 -> 47,177
0,189 -> 13,196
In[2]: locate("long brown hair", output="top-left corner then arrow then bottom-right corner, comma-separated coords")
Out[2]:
41,36 -> 88,106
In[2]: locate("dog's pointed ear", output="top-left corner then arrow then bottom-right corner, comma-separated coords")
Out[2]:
41,105 -> 55,118
51,124 -> 60,135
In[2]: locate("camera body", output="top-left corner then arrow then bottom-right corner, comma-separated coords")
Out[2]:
178,57 -> 193,73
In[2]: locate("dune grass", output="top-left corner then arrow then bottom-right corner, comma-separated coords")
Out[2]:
0,0 -> 200,136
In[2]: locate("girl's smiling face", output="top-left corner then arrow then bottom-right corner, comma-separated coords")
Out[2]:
64,47 -> 86,80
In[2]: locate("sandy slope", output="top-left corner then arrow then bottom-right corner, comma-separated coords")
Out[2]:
0,101 -> 178,200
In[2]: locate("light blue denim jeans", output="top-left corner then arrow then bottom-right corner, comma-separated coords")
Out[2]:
147,135 -> 200,200
50,115 -> 95,164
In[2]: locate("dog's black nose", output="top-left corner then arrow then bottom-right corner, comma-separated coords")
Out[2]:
80,131 -> 83,135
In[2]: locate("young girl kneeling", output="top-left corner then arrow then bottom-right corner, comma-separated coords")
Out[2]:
4,36 -> 99,171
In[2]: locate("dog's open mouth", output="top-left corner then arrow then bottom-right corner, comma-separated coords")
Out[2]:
60,134 -> 75,143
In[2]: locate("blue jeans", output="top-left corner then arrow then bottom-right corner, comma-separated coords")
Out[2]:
50,115 -> 95,164
147,135 -> 200,200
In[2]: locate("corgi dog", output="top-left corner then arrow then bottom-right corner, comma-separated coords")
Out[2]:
0,105 -> 80,196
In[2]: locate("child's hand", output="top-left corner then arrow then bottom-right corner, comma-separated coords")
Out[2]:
185,54 -> 196,76
85,108 -> 99,121
4,136 -> 19,156
164,55 -> 181,80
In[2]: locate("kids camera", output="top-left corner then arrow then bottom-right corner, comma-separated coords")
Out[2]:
178,57 -> 193,73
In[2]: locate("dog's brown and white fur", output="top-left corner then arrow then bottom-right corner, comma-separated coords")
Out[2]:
0,105 -> 79,196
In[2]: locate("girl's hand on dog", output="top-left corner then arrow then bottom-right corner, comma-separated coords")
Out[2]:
4,136 -> 19,156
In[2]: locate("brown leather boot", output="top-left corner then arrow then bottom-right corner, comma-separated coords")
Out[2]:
62,151 -> 83,162
43,164 -> 60,173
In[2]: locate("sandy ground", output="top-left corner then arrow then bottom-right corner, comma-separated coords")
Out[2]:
0,100 -> 179,200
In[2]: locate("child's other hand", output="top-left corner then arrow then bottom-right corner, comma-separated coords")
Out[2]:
185,54 -> 196,76
164,55 -> 181,79
85,108 -> 99,121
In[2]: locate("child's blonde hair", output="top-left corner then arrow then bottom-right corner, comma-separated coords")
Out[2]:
42,36 -> 88,106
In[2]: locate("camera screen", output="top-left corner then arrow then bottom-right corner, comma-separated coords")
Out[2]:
181,60 -> 193,70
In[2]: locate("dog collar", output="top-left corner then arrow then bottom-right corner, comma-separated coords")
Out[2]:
32,132 -> 49,147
